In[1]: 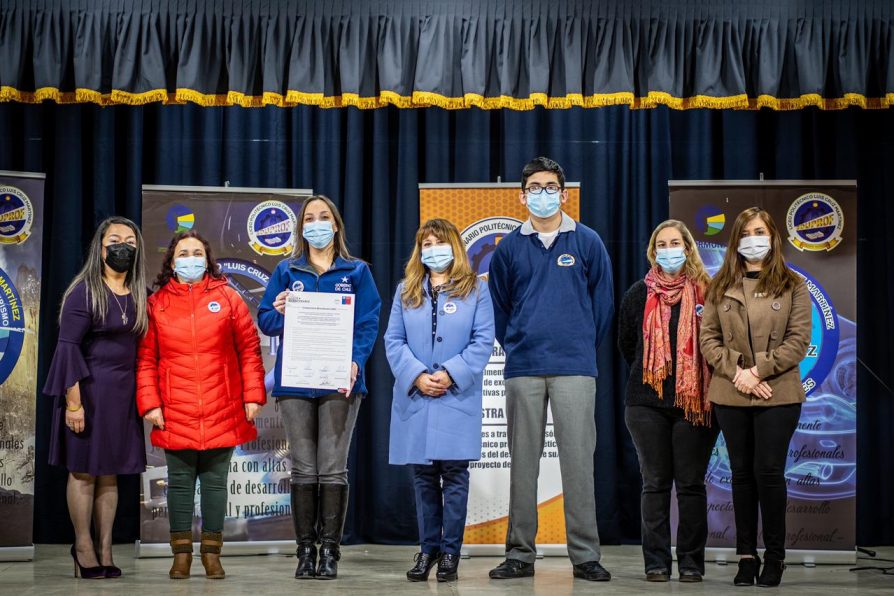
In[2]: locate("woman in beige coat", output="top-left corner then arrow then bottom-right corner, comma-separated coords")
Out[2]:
700,207 -> 810,588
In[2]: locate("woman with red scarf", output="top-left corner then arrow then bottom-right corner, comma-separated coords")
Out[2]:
618,220 -> 718,583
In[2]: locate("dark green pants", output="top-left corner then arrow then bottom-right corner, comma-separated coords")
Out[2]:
165,447 -> 234,533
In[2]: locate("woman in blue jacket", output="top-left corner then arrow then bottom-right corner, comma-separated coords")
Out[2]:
386,218 -> 495,583
258,195 -> 381,580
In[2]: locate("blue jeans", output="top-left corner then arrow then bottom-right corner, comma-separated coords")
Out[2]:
412,460 -> 470,555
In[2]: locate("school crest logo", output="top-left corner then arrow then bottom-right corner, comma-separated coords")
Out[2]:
247,200 -> 298,256
0,186 -> 34,245
461,217 -> 523,279
557,254 -> 575,267
786,193 -> 844,252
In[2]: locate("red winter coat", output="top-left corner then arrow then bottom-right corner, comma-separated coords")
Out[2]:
136,275 -> 266,451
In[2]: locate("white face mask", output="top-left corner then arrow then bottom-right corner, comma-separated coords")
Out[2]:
737,235 -> 771,263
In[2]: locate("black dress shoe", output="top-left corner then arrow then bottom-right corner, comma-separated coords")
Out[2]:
572,560 -> 611,581
436,553 -> 460,582
757,558 -> 785,587
646,569 -> 670,582
489,559 -> 535,579
679,569 -> 703,582
734,555 -> 761,586
406,552 -> 440,582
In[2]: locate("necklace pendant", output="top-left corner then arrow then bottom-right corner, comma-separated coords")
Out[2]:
122,313 -> 128,325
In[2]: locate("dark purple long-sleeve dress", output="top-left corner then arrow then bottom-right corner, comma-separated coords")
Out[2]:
44,280 -> 146,475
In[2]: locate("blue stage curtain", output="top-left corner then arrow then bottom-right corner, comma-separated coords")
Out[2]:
0,102 -> 892,546
1,0 -> 893,110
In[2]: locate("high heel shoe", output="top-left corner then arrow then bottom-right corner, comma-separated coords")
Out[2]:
70,545 -> 105,579
102,564 -> 122,578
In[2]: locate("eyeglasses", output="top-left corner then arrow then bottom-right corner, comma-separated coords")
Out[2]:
524,184 -> 562,195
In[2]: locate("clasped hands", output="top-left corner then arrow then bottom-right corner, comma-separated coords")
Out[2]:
414,370 -> 452,397
733,366 -> 772,400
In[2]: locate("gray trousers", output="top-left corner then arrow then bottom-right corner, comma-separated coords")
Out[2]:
279,393 -> 361,485
504,375 -> 601,565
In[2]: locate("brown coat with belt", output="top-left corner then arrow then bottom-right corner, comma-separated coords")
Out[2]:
699,277 -> 811,407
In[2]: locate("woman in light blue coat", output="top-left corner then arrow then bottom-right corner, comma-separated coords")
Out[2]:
386,218 -> 495,583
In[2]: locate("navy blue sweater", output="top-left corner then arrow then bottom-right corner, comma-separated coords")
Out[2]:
487,221 -> 614,379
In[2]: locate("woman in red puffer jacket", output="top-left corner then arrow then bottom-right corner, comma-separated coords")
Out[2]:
136,230 -> 265,580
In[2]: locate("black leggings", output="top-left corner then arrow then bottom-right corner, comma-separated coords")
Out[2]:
714,404 -> 802,561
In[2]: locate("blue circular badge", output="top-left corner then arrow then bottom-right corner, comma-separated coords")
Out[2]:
208,301 -> 221,313
247,200 -> 298,256
0,186 -> 34,245
0,266 -> 25,385
786,192 -> 844,252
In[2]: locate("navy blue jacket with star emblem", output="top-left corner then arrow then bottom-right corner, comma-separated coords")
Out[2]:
258,255 -> 382,398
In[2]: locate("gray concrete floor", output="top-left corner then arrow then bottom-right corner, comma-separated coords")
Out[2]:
0,544 -> 892,595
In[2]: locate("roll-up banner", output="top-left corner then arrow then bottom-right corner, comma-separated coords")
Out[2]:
138,185 -> 312,556
669,181 -> 857,564
0,170 -> 45,561
418,182 -> 580,556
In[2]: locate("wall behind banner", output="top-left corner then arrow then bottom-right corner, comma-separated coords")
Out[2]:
0,103 -> 892,546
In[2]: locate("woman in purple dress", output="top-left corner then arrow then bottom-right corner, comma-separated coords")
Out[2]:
44,216 -> 149,579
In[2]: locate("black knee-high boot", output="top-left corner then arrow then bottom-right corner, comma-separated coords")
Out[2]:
290,484 -> 318,579
316,484 -> 349,580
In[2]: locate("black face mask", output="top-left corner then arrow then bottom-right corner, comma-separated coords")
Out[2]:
105,243 -> 136,273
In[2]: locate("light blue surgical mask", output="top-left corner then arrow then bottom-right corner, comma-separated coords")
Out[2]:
303,220 -> 335,249
421,244 -> 454,273
525,187 -> 562,219
173,256 -> 207,283
655,247 -> 686,274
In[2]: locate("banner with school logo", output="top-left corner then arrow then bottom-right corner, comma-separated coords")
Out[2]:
138,185 -> 312,555
669,181 -> 857,564
0,171 -> 45,561
419,182 -> 580,556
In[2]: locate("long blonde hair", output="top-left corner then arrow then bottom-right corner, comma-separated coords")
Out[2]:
60,216 -> 149,336
707,207 -> 800,304
292,195 -> 354,261
401,219 -> 478,309
646,219 -> 710,288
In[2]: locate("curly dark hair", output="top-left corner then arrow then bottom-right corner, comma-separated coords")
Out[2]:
153,230 -> 225,289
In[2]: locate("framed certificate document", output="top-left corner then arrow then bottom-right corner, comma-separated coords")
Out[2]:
281,291 -> 355,390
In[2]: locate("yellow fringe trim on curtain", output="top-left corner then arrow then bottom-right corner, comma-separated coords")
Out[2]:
2,85 -> 893,111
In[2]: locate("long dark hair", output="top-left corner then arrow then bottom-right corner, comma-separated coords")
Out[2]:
292,195 -> 355,261
706,207 -> 801,303
60,216 -> 149,335
154,230 -> 225,289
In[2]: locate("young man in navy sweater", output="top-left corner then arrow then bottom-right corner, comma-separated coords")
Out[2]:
487,157 -> 614,581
